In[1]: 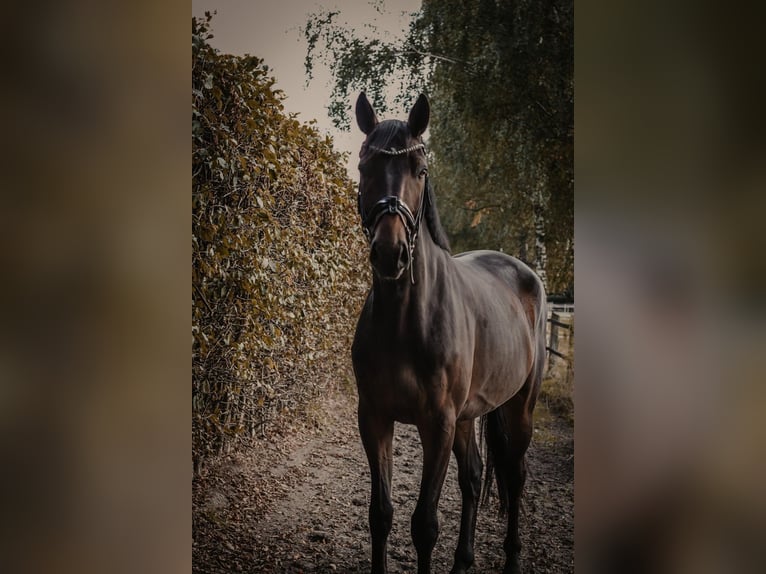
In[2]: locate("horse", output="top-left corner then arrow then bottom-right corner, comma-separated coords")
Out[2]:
351,92 -> 547,574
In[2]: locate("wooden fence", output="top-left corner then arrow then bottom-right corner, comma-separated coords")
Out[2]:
546,308 -> 573,375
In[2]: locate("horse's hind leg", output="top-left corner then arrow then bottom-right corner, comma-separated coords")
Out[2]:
450,419 -> 483,574
488,369 -> 540,574
358,404 -> 395,574
501,397 -> 534,574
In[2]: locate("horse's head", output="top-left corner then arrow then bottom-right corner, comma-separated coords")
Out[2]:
355,92 -> 430,281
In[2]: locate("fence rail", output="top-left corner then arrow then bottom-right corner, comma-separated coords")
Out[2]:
547,346 -> 569,360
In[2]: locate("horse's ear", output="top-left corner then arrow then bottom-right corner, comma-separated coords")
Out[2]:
407,93 -> 430,138
355,92 -> 378,135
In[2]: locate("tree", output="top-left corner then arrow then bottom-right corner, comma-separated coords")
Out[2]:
303,0 -> 573,294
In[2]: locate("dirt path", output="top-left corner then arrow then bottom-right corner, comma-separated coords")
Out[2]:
193,386 -> 573,573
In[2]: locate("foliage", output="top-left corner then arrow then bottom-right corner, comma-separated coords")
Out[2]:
302,7 -> 428,131
303,0 -> 573,295
193,14 -> 368,470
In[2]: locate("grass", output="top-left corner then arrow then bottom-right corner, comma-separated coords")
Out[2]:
539,366 -> 574,426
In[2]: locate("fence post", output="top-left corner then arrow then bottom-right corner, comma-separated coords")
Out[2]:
548,311 -> 560,371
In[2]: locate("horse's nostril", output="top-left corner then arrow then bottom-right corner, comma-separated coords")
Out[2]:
369,240 -> 408,277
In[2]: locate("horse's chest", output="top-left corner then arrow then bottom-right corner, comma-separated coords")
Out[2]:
354,341 -> 448,420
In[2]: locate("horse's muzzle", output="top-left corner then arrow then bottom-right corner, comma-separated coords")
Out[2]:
370,239 -> 410,280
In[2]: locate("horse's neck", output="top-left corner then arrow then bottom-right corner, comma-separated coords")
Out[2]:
371,226 -> 448,327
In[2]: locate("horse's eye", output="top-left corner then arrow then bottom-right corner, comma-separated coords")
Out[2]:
418,167 -> 428,179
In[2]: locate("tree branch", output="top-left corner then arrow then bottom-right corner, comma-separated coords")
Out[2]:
534,99 -> 553,117
194,283 -> 214,314
459,203 -> 503,212
398,49 -> 467,65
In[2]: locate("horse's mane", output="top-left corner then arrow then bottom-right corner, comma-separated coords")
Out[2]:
360,120 -> 451,253
425,178 -> 451,253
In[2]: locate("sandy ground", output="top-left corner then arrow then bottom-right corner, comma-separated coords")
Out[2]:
193,384 -> 573,573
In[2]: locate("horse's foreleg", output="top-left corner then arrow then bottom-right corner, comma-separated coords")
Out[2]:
412,411 -> 456,574
358,405 -> 394,574
450,419 -> 482,574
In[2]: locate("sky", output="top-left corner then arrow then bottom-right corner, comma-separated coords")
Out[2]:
191,0 -> 421,178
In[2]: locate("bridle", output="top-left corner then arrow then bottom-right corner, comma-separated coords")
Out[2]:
357,142 -> 428,284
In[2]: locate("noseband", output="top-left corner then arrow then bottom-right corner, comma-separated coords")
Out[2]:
357,142 -> 428,283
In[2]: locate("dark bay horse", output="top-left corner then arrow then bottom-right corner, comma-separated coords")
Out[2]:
351,92 -> 547,574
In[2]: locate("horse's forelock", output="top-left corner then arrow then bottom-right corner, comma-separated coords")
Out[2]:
360,121 -> 410,160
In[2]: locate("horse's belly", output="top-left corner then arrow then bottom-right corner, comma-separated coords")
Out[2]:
458,339 -> 533,420
457,392 -> 496,420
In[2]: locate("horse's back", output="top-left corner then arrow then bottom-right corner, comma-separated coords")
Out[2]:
453,250 -> 545,323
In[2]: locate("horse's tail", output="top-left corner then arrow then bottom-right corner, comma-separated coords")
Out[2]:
480,409 -> 510,515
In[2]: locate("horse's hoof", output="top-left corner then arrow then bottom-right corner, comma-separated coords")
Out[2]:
449,554 -> 473,573
503,555 -> 521,574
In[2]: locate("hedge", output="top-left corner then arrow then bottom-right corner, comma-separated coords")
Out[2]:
192,15 -> 367,470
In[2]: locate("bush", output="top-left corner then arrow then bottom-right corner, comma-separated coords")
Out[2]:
192,15 -> 368,471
